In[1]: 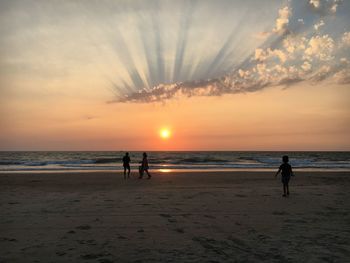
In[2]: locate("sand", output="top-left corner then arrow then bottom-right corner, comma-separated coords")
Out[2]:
0,171 -> 349,262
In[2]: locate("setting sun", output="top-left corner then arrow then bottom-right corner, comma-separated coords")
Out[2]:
160,129 -> 171,139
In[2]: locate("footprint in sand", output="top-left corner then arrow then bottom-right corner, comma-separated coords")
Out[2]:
77,239 -> 97,245
181,213 -> 191,218
2,237 -> 17,242
168,218 -> 177,223
76,225 -> 91,230
174,228 -> 184,233
204,215 -> 216,219
80,252 -> 111,260
272,211 -> 289,215
159,213 -> 171,218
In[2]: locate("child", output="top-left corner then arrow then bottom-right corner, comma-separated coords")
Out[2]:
275,155 -> 294,197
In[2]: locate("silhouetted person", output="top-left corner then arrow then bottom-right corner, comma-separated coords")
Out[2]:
139,152 -> 151,179
275,155 -> 294,197
122,152 -> 131,179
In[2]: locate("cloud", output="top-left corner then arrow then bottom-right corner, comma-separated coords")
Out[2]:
304,35 -> 335,61
283,36 -> 307,54
333,68 -> 350,84
254,48 -> 288,64
111,1 -> 350,103
273,6 -> 292,34
341,32 -> 350,46
309,0 -> 342,15
301,61 -> 312,71
309,0 -> 321,9
314,20 -> 325,30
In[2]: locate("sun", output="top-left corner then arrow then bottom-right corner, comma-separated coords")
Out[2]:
160,129 -> 171,139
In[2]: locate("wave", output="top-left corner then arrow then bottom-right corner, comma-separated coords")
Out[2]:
172,157 -> 230,164
0,151 -> 349,172
0,161 -> 21,165
94,158 -> 120,164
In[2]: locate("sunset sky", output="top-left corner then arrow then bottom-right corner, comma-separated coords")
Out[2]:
0,0 -> 349,151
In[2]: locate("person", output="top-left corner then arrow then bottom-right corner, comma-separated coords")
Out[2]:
275,155 -> 294,197
122,152 -> 131,179
139,152 -> 151,179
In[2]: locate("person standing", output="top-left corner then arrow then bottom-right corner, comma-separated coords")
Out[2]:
122,152 -> 131,179
139,152 -> 151,179
275,155 -> 294,197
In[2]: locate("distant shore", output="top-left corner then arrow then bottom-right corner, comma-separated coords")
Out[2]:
1,171 -> 349,262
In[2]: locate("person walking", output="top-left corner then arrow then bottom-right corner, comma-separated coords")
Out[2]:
139,152 -> 151,179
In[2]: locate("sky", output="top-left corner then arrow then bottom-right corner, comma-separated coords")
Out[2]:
0,0 -> 349,151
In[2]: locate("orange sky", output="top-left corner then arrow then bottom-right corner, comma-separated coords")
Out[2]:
0,1 -> 349,151
1,82 -> 349,151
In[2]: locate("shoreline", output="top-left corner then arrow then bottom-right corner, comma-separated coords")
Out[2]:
1,167 -> 350,174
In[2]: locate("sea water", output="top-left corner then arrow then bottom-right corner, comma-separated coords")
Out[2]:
0,151 -> 350,172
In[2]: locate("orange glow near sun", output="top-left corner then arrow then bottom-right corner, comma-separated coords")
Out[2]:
160,129 -> 171,139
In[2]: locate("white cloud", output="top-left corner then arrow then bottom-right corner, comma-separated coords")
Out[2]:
304,35 -> 335,61
310,0 -> 320,9
273,6 -> 291,34
254,48 -> 268,62
330,3 -> 338,13
309,0 -> 342,15
254,48 -> 288,63
283,36 -> 307,54
114,0 -> 350,103
301,61 -> 312,71
341,32 -> 350,46
238,69 -> 250,79
314,20 -> 325,30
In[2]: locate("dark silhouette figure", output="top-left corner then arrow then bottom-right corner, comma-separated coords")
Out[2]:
275,155 -> 294,197
139,152 -> 151,179
122,152 -> 131,179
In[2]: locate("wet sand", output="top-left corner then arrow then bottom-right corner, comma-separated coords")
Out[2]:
0,171 -> 349,262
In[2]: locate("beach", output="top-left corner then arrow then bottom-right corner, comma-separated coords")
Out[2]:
0,171 -> 349,262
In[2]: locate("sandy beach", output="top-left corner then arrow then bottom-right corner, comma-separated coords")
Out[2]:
0,171 -> 349,262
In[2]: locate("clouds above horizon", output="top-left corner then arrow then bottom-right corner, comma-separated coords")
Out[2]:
0,0 -> 349,104
111,0 -> 350,103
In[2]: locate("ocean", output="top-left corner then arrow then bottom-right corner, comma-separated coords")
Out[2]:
0,151 -> 349,172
